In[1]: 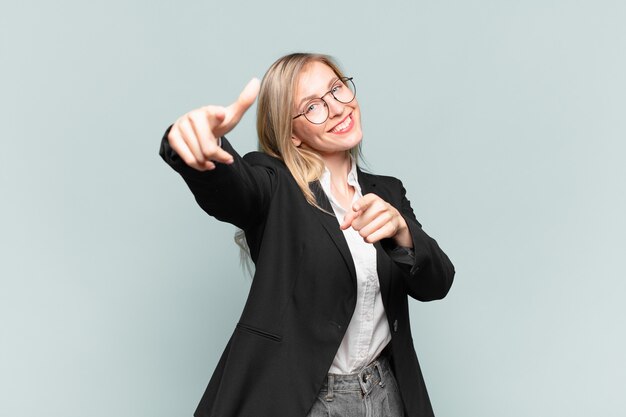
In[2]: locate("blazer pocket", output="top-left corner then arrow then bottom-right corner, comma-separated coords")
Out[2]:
236,322 -> 282,342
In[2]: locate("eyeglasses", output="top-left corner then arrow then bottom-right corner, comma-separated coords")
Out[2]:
292,77 -> 356,124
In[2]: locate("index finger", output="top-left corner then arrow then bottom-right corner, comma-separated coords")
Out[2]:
352,193 -> 380,212
341,209 -> 360,230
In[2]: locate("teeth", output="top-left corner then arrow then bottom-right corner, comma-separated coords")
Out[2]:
331,115 -> 352,133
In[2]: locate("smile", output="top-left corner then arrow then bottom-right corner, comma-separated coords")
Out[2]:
329,114 -> 354,134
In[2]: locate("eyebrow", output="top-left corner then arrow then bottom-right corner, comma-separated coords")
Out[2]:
297,77 -> 340,108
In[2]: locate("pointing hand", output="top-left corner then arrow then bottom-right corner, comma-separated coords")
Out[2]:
167,78 -> 261,171
341,193 -> 413,247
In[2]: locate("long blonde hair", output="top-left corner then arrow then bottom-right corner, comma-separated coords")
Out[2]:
256,53 -> 361,206
236,53 -> 361,272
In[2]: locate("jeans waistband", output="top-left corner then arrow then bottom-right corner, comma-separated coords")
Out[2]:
320,355 -> 392,398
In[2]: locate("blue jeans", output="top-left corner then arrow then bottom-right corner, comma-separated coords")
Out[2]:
306,355 -> 405,417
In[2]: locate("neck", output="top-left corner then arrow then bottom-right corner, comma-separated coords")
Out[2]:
322,151 -> 352,183
322,152 -> 355,211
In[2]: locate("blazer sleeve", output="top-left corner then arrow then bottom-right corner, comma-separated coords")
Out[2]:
382,179 -> 455,302
159,126 -> 276,230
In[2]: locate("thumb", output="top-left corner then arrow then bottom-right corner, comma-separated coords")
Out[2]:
224,77 -> 261,124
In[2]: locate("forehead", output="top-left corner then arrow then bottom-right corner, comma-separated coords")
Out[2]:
294,61 -> 338,100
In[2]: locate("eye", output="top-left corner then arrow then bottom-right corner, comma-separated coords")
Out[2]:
304,100 -> 325,114
331,82 -> 343,94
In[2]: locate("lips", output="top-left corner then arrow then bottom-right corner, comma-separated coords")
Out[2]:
329,113 -> 354,134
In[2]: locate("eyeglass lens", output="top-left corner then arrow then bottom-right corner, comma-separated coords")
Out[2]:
303,78 -> 356,124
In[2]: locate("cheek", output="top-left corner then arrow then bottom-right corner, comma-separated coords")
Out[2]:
292,124 -> 306,141
354,109 -> 363,129
294,124 -> 322,142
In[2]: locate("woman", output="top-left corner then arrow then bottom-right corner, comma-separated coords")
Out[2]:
160,53 -> 455,417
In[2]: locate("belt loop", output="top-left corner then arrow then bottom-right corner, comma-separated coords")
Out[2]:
375,361 -> 385,388
325,374 -> 335,402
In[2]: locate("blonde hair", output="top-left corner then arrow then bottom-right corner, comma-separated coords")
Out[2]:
236,53 -> 361,273
256,53 -> 361,206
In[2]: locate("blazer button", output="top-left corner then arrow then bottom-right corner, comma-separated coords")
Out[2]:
393,319 -> 398,332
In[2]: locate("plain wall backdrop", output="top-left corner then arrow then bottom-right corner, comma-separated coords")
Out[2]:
1,0 -> 625,416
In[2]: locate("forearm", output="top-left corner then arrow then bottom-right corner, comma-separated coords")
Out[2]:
159,128 -> 273,230
399,217 -> 455,301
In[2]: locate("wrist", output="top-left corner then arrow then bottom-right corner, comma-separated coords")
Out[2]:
393,221 -> 413,248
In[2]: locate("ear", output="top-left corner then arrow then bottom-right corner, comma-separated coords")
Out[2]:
291,135 -> 302,147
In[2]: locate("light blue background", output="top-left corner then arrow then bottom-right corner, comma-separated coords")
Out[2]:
1,1 -> 625,416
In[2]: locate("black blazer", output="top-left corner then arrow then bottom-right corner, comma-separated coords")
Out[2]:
160,133 -> 455,417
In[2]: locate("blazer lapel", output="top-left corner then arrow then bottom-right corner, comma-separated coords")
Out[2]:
309,181 -> 357,285
357,169 -> 393,305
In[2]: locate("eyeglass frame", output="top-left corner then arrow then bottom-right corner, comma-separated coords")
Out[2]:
292,77 -> 356,124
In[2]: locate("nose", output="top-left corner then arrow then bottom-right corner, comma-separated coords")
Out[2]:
326,96 -> 344,118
